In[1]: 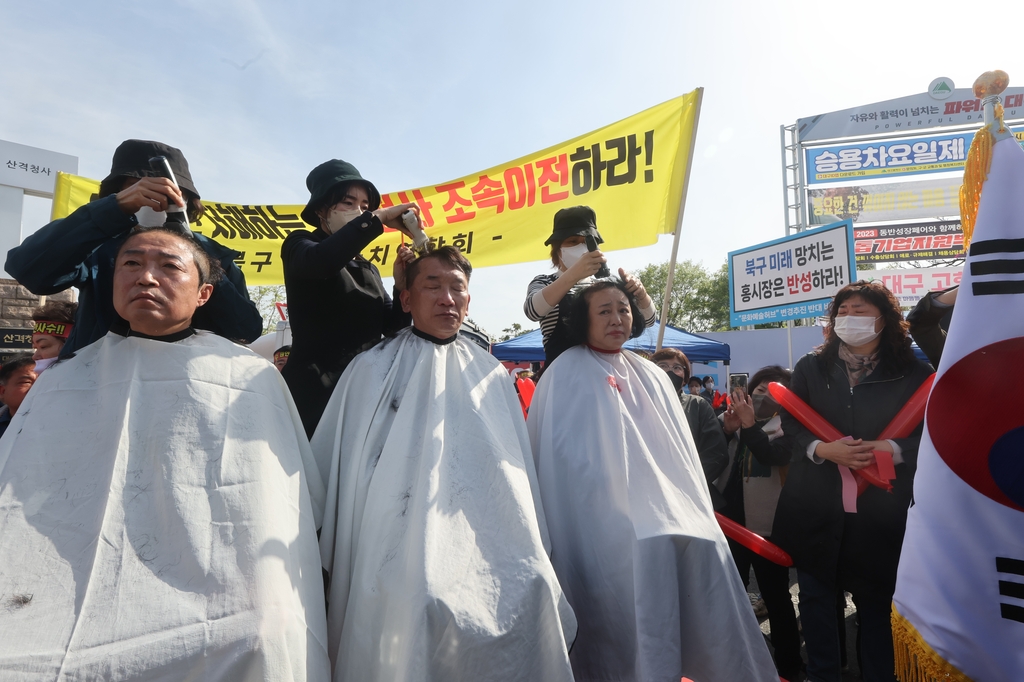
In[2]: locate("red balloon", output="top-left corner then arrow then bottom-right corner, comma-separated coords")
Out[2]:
715,512 -> 793,567
769,382 -> 920,494
767,382 -> 844,442
514,377 -> 536,420
878,374 -> 935,439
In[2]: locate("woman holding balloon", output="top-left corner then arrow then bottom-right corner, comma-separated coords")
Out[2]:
771,281 -> 933,682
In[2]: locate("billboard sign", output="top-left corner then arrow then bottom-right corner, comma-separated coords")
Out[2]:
0,139 -> 77,197
808,177 -> 961,225
854,220 -> 965,263
859,267 -> 962,308
806,127 -> 1024,184
797,87 -> 1024,142
729,220 -> 856,326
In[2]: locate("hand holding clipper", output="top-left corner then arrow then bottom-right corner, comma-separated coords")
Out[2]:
585,234 -> 611,278
402,210 -> 431,256
148,156 -> 192,235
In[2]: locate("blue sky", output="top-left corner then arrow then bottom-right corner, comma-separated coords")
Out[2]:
4,0 -> 1022,336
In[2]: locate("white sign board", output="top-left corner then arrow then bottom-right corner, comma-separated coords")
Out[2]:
728,220 -> 857,326
0,139 -> 78,197
859,267 -> 962,308
796,87 -> 1024,143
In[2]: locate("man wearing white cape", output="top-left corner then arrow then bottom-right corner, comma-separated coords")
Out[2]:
529,279 -> 777,682
312,246 -> 576,682
0,225 -> 330,681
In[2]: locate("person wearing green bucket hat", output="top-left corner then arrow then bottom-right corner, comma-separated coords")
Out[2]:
281,159 -> 422,438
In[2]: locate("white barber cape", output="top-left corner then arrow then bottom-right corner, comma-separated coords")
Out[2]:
0,330 -> 330,681
312,327 -> 576,682
528,346 -> 777,682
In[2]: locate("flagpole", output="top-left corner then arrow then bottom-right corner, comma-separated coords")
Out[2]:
657,87 -> 704,350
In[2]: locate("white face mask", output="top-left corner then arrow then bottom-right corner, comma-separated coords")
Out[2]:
559,243 -> 589,270
834,315 -> 881,346
33,357 -> 57,373
325,207 -> 364,234
134,205 -> 166,227
705,381 -> 715,391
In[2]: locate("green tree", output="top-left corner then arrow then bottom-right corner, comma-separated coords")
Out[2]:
634,259 -> 732,332
497,322 -> 533,342
247,285 -> 287,335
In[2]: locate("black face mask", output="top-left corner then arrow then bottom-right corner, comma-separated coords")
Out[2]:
752,393 -> 780,419
664,370 -> 684,393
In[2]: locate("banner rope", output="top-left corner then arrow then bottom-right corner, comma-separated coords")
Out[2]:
891,603 -> 974,682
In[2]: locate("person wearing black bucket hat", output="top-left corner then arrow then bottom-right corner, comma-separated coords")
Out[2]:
523,205 -> 657,365
6,140 -> 262,356
281,159 -> 422,438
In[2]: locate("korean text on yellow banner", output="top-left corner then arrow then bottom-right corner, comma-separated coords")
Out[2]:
50,91 -> 700,285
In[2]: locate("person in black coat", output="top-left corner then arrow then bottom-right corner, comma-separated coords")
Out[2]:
6,140 -> 262,356
281,159 -> 420,438
906,285 -> 956,367
720,365 -> 801,682
771,281 -> 933,682
651,348 -> 729,502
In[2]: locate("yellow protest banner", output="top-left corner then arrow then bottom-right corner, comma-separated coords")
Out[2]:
51,91 -> 700,285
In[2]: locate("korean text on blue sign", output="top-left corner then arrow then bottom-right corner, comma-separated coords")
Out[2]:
805,132 -> 970,184
805,126 -> 1024,184
728,220 -> 857,327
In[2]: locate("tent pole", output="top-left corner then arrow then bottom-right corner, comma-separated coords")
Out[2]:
786,319 -> 794,369
657,87 -> 704,351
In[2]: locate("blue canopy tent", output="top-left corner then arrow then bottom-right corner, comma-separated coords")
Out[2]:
491,325 -> 731,364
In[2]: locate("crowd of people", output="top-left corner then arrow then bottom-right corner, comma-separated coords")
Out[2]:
0,138 -> 946,682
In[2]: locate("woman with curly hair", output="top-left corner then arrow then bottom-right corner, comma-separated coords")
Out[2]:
771,281 -> 933,682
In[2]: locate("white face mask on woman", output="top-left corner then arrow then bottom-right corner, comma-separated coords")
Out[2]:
833,315 -> 881,347
325,207 -> 365,234
559,243 -> 589,270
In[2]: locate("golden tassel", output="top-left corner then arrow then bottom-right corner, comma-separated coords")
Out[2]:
891,603 -> 974,681
959,124 -> 994,252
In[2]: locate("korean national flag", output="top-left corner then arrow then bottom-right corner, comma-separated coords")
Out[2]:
892,133 -> 1024,681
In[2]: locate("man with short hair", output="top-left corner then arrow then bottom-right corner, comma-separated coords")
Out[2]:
312,246 -> 576,682
0,224 -> 329,680
6,139 -> 262,357
0,354 -> 37,438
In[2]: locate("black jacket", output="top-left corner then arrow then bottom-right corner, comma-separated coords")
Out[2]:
679,393 -> 729,509
280,213 -> 410,437
720,416 -> 794,527
906,287 -> 954,367
770,350 -> 932,595
5,195 -> 262,356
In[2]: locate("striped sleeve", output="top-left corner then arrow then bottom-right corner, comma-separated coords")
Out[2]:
641,300 -> 658,328
524,273 -> 558,320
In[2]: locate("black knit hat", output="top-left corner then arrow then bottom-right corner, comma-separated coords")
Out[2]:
301,159 -> 381,227
98,140 -> 199,199
545,205 -> 603,246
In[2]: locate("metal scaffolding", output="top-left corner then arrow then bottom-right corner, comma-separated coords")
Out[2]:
779,123 -> 806,236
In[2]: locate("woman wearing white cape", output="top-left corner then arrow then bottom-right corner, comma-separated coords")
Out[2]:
0,226 -> 330,681
312,247 -> 576,682
528,279 -> 777,682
